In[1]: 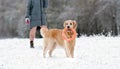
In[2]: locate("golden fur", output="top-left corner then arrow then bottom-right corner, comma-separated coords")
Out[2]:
40,20 -> 77,58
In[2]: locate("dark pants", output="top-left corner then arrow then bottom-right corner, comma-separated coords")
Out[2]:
36,26 -> 42,38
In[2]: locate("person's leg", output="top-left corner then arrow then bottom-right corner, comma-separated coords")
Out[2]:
29,27 -> 37,48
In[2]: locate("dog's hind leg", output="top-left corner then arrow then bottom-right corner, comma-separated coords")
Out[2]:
43,46 -> 47,58
43,40 -> 48,58
49,42 -> 56,57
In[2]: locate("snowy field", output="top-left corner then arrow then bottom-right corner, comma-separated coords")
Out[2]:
0,36 -> 120,69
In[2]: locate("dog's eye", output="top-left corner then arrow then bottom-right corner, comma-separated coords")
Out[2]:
70,23 -> 72,25
65,23 -> 68,25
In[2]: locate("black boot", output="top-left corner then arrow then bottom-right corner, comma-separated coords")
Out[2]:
30,41 -> 34,48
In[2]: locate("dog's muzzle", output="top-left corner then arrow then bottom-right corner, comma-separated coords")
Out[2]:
67,26 -> 70,29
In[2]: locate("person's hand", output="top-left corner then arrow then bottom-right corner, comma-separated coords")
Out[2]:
25,18 -> 30,25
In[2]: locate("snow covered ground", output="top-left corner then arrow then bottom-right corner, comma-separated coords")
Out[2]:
0,36 -> 120,69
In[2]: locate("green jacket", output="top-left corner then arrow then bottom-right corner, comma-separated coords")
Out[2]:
26,0 -> 48,28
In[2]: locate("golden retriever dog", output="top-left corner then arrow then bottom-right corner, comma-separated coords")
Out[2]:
40,20 -> 77,58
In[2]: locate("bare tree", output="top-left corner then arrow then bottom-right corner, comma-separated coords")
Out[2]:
111,0 -> 118,36
0,0 -> 120,38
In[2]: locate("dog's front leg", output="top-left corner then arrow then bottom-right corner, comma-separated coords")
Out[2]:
64,42 -> 69,57
66,43 -> 75,58
65,42 -> 71,58
70,46 -> 74,58
43,44 -> 48,58
65,48 -> 69,57
71,41 -> 75,58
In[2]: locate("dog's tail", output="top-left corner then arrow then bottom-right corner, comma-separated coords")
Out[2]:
40,28 -> 48,37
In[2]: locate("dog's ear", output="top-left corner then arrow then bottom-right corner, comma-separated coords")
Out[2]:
73,20 -> 77,29
63,21 -> 66,28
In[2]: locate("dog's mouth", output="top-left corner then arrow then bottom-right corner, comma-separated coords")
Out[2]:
67,26 -> 71,30
67,29 -> 71,31
66,28 -> 72,33
66,28 -> 74,38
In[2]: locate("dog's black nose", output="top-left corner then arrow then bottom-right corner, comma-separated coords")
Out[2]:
67,26 -> 70,28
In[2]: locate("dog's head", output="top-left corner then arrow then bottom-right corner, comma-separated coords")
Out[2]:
63,20 -> 77,29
